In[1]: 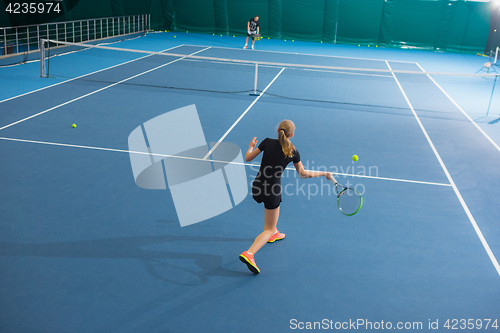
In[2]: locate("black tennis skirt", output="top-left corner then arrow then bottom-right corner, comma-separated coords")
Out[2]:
252,179 -> 282,210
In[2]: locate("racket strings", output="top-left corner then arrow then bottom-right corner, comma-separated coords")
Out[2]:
337,188 -> 363,216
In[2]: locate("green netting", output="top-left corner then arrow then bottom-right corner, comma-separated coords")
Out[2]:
336,0 -> 384,46
171,0 -> 215,33
445,1 -> 491,53
382,0 -> 443,50
150,0 -> 174,31
322,0 -> 337,43
1,0 -> 493,54
159,0 -> 491,54
281,0 -> 324,41
227,0 -> 268,36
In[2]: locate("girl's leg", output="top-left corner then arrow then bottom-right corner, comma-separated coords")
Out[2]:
247,206 -> 279,254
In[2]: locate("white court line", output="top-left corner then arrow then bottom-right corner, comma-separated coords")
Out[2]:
202,67 -> 286,160
0,44 -> 185,105
0,46 -> 210,132
0,136 -> 451,187
183,44 -> 418,64
416,63 -> 500,153
386,60 -> 500,277
183,57 -> 392,78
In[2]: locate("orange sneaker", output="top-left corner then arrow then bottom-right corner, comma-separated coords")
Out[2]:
239,251 -> 260,274
268,230 -> 285,243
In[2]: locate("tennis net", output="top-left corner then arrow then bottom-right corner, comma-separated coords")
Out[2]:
40,39 -> 500,116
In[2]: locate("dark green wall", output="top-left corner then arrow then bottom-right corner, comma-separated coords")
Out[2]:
1,0 -> 493,54
152,0 -> 492,54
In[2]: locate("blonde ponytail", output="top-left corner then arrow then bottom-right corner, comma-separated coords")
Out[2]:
277,120 -> 296,158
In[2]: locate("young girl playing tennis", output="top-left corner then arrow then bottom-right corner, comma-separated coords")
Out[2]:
240,119 -> 334,274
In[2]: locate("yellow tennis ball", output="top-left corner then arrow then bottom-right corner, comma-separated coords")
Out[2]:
174,36 -> 176,38
72,124 -> 76,128
292,40 -> 294,42
321,41 -> 323,43
284,39 -> 286,41
352,155 -> 359,162
358,44 -> 360,46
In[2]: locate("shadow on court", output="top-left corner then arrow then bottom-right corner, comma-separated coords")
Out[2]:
0,233 -> 253,286
488,116 -> 500,124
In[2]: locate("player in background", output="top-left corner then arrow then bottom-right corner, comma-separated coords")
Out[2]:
244,15 -> 259,49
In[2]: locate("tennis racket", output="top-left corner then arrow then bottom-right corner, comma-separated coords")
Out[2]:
254,33 -> 261,41
330,178 -> 363,216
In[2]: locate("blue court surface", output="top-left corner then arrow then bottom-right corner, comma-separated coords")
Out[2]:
1,32 -> 500,332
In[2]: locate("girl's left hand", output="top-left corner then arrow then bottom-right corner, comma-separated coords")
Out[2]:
249,137 -> 258,150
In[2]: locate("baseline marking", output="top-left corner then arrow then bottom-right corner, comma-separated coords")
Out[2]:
386,60 -> 500,277
0,46 -> 210,132
0,136 -> 451,187
0,44 -> 185,105
416,63 -> 500,153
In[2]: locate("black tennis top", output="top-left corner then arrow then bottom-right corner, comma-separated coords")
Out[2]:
255,138 -> 301,184
249,18 -> 259,31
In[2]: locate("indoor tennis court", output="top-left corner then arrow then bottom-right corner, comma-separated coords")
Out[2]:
1,2 -> 500,332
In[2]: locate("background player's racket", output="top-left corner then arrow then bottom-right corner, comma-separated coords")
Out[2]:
330,178 -> 363,216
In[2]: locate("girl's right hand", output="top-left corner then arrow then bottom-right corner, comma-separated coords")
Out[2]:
249,137 -> 258,150
325,172 -> 335,183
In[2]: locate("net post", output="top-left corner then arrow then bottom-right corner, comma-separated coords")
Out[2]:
148,14 -> 151,31
495,47 -> 499,65
249,63 -> 260,96
39,39 -> 45,77
254,63 -> 258,94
